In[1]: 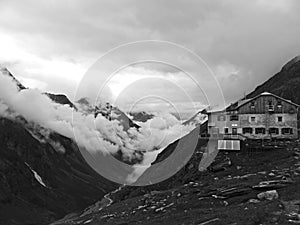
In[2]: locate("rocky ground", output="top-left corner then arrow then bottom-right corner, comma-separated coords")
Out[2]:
52,139 -> 300,225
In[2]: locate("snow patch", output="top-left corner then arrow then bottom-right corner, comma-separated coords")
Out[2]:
25,162 -> 47,188
83,219 -> 93,224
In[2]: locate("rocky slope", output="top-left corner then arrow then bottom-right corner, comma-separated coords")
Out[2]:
52,139 -> 300,225
0,117 -> 117,225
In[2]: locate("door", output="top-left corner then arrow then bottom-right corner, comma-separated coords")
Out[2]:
224,127 -> 229,134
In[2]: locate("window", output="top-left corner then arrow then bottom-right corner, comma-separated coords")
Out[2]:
217,115 -> 226,121
282,128 -> 293,135
267,100 -> 274,111
255,128 -> 266,134
268,105 -> 275,111
212,127 -> 219,134
250,101 -> 255,109
277,116 -> 283,122
232,128 -> 238,135
243,127 -> 253,134
269,127 -> 279,135
277,101 -> 283,112
250,116 -> 256,122
277,100 -> 282,107
224,127 -> 229,134
230,115 -> 239,121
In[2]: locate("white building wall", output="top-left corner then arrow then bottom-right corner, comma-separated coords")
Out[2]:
208,112 -> 298,139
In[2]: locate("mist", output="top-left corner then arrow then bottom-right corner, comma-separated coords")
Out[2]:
0,72 -> 197,183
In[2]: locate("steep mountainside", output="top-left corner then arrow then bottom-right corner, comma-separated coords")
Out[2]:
0,69 -> 117,225
246,56 -> 300,104
0,67 -> 75,108
0,68 -> 26,90
0,118 -> 117,225
46,93 -> 76,108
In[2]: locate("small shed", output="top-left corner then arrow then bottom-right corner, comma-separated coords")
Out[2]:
218,140 -> 240,151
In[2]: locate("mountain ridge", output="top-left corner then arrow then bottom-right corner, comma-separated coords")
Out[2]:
246,55 -> 300,104
0,67 -> 76,108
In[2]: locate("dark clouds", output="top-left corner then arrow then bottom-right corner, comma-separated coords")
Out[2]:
0,0 -> 300,107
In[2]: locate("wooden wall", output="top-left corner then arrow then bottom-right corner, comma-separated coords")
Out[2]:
238,95 -> 298,114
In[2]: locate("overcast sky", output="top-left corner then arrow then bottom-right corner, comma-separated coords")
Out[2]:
0,0 -> 300,115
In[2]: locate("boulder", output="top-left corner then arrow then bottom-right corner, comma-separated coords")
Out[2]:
257,190 -> 279,201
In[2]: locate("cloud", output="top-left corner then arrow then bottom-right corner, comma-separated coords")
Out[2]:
108,65 -> 208,117
0,72 -> 197,183
0,0 -> 300,107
